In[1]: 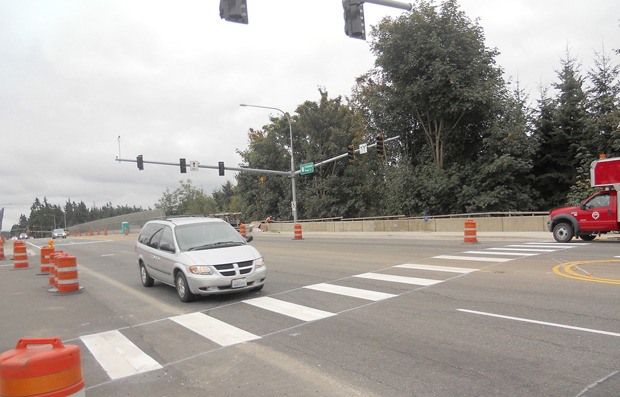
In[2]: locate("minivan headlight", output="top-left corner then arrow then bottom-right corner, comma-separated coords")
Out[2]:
189,265 -> 213,275
254,257 -> 265,268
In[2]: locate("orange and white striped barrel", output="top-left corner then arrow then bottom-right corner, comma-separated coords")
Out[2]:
464,219 -> 478,243
0,239 -> 5,260
12,242 -> 29,270
293,223 -> 303,240
48,251 -> 64,289
55,255 -> 83,294
239,223 -> 246,238
0,337 -> 85,397
39,246 -> 54,275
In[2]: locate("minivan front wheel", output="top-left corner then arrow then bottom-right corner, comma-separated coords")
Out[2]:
175,272 -> 195,302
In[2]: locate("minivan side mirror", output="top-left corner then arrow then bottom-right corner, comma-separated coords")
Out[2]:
159,243 -> 175,253
245,236 -> 253,243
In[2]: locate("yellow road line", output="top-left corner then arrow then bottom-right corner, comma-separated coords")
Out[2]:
553,260 -> 620,285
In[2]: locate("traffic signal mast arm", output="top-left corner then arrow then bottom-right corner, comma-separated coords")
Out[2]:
364,0 -> 412,11
302,135 -> 399,175
116,157 -> 290,176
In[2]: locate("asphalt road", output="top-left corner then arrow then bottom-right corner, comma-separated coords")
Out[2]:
1,232 -> 619,396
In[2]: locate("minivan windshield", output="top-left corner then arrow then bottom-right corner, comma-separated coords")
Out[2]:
175,222 -> 246,252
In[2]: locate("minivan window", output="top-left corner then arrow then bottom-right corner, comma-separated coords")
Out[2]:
159,226 -> 175,252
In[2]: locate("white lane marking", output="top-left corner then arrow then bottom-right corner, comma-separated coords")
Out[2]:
395,263 -> 479,274
523,242 -> 584,247
101,254 -> 115,257
505,245 -> 560,251
354,272 -> 442,286
458,309 -> 620,337
81,330 -> 162,380
171,312 -> 260,346
487,247 -> 557,252
433,255 -> 511,262
304,283 -> 397,301
244,296 -> 336,321
464,250 -> 537,256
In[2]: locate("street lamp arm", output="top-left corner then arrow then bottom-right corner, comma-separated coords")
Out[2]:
240,103 -> 298,224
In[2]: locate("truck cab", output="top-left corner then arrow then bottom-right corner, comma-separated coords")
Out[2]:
548,189 -> 618,242
548,156 -> 620,242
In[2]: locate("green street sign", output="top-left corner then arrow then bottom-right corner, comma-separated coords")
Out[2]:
300,162 -> 314,175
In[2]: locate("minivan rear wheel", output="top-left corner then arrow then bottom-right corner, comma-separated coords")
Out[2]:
175,272 -> 195,302
140,263 -> 154,287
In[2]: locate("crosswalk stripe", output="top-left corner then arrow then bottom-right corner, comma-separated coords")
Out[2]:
354,272 -> 442,286
505,245 -> 560,251
81,330 -> 162,380
464,250 -> 537,256
244,296 -> 336,321
171,312 -> 260,346
432,255 -> 512,262
395,263 -> 478,273
304,283 -> 397,301
487,247 -> 556,252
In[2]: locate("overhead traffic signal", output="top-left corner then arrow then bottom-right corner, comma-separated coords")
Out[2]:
137,155 -> 144,170
376,134 -> 385,157
342,0 -> 365,40
180,158 -> 187,173
219,0 -> 248,24
218,161 -> 225,176
347,144 -> 355,162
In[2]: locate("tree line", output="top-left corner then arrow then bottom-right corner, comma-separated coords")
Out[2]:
11,198 -> 148,235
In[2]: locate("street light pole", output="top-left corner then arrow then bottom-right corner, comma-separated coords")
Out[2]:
240,103 -> 298,224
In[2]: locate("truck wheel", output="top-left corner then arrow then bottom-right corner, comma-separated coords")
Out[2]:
553,223 -> 574,243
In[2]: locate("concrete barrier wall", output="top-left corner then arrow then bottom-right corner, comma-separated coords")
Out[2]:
265,215 -> 550,233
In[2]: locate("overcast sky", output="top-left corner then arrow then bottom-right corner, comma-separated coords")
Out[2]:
1,0 -> 619,231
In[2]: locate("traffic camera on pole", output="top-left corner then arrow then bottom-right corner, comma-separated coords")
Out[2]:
137,155 -> 144,170
376,134 -> 385,157
219,0 -> 248,24
343,0 -> 365,40
347,144 -> 355,163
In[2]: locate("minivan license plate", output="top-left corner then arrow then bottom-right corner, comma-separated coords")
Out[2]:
231,278 -> 247,288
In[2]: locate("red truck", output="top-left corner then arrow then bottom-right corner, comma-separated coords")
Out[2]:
548,157 -> 620,243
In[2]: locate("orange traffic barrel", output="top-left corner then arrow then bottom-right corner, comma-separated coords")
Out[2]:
293,223 -> 303,240
55,255 -> 83,295
39,247 -> 54,275
48,251 -> 64,289
12,244 -> 29,270
0,337 -> 84,397
239,223 -> 246,238
0,241 -> 5,260
464,219 -> 478,243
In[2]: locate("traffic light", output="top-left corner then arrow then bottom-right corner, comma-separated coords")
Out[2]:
376,134 -> 385,157
342,0 -> 365,40
180,158 -> 187,173
218,161 -> 225,176
219,0 -> 248,24
137,155 -> 144,170
347,144 -> 355,162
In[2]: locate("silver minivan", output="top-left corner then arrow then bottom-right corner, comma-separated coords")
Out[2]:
135,217 -> 266,302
